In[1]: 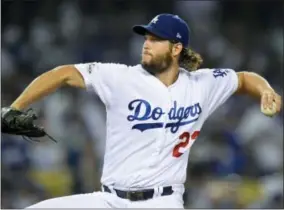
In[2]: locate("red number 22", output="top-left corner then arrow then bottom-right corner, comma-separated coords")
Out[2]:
172,131 -> 200,158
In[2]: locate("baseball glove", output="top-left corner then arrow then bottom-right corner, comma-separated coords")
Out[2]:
1,107 -> 57,143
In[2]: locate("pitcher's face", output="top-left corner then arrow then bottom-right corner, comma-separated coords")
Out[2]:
141,34 -> 173,74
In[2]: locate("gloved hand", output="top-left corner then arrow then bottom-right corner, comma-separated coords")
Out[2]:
1,107 -> 56,143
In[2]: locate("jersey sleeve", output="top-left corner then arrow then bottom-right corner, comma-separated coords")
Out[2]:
200,68 -> 239,116
74,62 -> 127,106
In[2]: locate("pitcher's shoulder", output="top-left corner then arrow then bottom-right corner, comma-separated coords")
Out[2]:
107,63 -> 143,72
188,68 -> 213,76
183,68 -> 236,82
97,62 -> 131,70
181,68 -> 213,82
75,61 -> 132,71
127,64 -> 152,75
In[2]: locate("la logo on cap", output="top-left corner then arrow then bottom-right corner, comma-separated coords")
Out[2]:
151,16 -> 159,24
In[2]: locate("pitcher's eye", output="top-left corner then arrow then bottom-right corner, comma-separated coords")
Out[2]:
144,34 -> 165,42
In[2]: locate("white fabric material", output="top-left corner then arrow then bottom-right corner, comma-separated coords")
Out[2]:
27,191 -> 184,208
74,63 -> 238,189
27,63 -> 238,208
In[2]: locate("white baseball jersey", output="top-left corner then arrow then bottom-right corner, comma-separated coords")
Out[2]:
75,62 -> 238,190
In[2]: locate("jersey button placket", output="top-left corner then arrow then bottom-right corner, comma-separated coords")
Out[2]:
157,89 -> 172,154
150,90 -> 169,166
165,88 -> 173,136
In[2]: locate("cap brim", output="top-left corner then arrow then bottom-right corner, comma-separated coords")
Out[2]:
132,25 -> 168,40
132,25 -> 149,36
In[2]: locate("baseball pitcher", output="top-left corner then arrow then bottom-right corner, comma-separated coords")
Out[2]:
2,14 -> 282,208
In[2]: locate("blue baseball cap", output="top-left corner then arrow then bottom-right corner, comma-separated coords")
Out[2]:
133,13 -> 190,48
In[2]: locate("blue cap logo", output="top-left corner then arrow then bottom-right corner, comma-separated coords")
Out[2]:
150,16 -> 159,24
133,13 -> 190,48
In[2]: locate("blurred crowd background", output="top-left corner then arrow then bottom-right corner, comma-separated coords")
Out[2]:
1,0 -> 283,208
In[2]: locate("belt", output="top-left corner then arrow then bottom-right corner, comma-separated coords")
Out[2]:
103,185 -> 174,201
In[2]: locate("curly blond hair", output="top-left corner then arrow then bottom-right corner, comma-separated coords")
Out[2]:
179,48 -> 203,71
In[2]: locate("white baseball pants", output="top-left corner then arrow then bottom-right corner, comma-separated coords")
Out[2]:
27,186 -> 184,208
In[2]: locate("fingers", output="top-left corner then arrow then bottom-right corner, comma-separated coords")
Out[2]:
267,92 -> 274,109
261,90 -> 281,117
261,91 -> 270,110
274,93 -> 282,112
